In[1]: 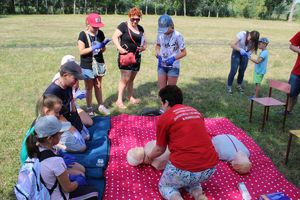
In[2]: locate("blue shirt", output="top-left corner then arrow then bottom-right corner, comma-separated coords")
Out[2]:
255,49 -> 268,74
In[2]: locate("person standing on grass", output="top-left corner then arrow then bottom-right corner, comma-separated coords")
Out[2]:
227,30 -> 260,95
249,37 -> 269,98
78,13 -> 110,116
144,85 -> 218,200
155,14 -> 187,90
286,31 -> 300,114
112,7 -> 147,109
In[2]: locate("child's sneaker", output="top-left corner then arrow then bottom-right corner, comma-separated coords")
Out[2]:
98,105 -> 110,116
237,85 -> 244,94
248,95 -> 255,100
87,107 -> 94,116
278,110 -> 292,116
227,87 -> 233,95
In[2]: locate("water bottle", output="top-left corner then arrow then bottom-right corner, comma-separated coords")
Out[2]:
238,182 -> 251,200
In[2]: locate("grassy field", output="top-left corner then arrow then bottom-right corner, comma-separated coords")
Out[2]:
0,14 -> 299,199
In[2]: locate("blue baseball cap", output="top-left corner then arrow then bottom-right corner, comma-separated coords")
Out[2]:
259,37 -> 269,44
35,116 -> 71,138
158,14 -> 173,34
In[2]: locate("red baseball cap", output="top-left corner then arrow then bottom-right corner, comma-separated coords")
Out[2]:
86,13 -> 104,28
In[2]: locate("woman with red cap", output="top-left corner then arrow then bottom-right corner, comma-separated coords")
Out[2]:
78,13 -> 110,116
112,7 -> 147,109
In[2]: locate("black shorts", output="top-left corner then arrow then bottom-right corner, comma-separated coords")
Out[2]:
69,185 -> 98,200
118,54 -> 141,72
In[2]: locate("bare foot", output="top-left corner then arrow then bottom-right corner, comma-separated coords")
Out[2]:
115,101 -> 127,109
129,97 -> 140,104
192,189 -> 207,200
170,193 -> 184,200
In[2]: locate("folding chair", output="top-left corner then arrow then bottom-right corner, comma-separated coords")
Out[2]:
249,79 -> 291,130
285,130 -> 300,164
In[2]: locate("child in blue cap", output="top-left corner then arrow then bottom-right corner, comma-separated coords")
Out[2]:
155,14 -> 187,90
249,37 -> 269,98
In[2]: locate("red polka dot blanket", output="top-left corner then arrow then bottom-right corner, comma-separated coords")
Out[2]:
103,114 -> 300,199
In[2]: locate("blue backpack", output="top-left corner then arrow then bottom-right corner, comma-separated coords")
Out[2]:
15,150 -> 67,200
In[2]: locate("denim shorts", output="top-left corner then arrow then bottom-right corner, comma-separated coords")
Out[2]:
82,68 -> 95,80
158,67 -> 180,77
289,73 -> 300,97
158,161 -> 216,200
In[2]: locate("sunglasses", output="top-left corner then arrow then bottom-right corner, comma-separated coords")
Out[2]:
130,18 -> 140,22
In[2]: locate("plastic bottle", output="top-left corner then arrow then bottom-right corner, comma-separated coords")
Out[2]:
238,182 -> 251,200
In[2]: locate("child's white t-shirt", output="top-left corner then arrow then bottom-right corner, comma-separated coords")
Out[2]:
157,30 -> 185,68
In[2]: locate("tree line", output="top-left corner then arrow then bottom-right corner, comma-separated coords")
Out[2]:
0,0 -> 299,21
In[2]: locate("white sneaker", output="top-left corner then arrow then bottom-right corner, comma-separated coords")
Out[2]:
98,105 -> 110,115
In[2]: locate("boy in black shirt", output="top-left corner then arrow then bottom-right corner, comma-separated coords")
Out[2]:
44,61 -> 86,135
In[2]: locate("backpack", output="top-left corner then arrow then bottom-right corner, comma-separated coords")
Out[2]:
14,150 -> 67,200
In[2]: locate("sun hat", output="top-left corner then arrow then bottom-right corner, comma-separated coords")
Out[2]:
259,37 -> 269,44
61,55 -> 75,66
35,116 -> 71,138
60,61 -> 85,80
86,13 -> 104,28
158,14 -> 173,34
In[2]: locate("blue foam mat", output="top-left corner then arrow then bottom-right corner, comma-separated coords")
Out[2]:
90,116 -> 111,132
85,167 -> 104,178
68,136 -> 109,168
87,177 -> 105,200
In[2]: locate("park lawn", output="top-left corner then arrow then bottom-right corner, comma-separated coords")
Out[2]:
0,14 -> 299,199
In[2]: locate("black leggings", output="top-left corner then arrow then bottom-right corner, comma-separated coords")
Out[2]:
69,185 -> 98,200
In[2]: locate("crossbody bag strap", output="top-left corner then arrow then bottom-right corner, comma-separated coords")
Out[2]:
225,134 -> 238,152
126,22 -> 140,55
84,31 -> 97,63
84,31 -> 92,47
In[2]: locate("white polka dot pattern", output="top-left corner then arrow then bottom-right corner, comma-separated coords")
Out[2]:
103,115 -> 300,200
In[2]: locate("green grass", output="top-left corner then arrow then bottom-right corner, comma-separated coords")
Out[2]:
0,15 -> 300,199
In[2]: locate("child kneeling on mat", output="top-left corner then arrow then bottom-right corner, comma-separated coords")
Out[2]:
26,115 -> 98,199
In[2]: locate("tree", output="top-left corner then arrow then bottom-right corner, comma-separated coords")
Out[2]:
9,0 -> 16,13
183,0 -> 186,16
288,0 -> 297,22
173,0 -> 181,15
264,0 -> 283,18
214,0 -> 232,18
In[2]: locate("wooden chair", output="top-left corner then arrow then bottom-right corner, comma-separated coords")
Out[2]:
285,130 -> 300,164
249,79 -> 291,130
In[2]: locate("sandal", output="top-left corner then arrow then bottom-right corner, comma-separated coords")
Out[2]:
115,101 -> 127,109
129,97 -> 140,105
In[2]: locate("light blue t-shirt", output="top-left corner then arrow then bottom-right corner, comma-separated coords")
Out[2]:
255,49 -> 268,74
